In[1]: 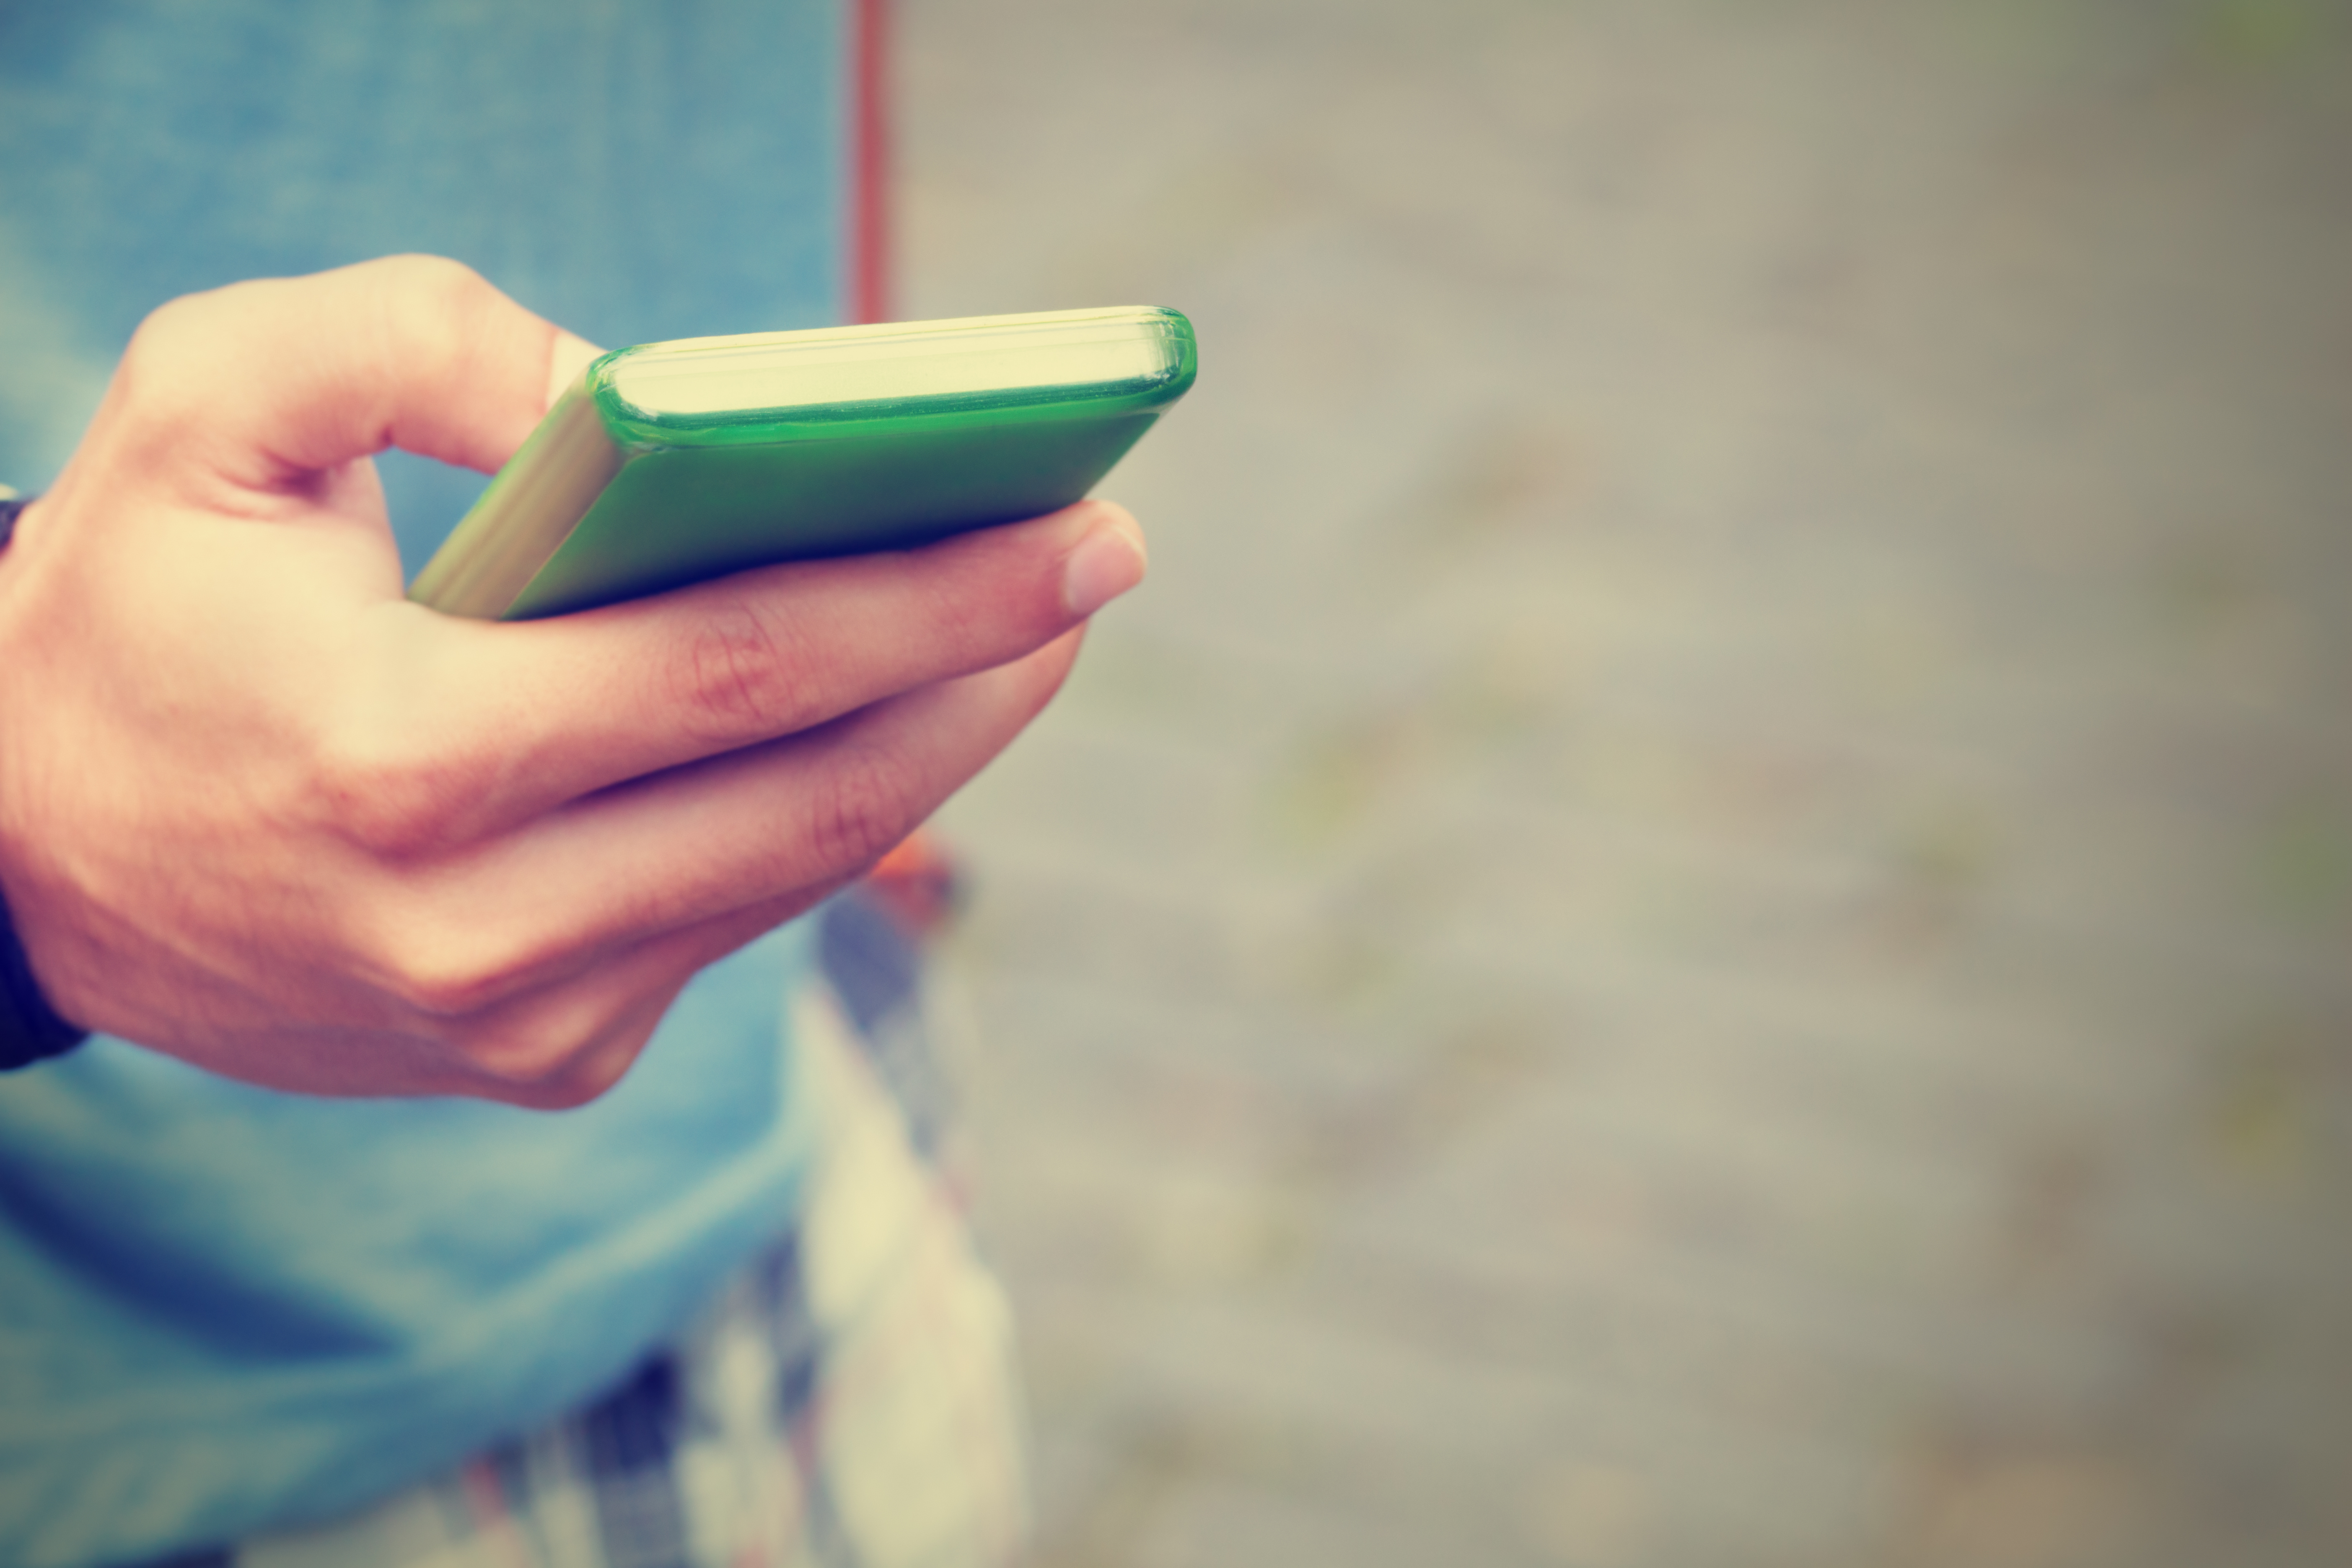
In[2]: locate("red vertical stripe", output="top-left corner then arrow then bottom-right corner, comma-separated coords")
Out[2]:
850,0 -> 891,325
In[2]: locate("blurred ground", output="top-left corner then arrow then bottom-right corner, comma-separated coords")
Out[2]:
900,2 -> 2352,1564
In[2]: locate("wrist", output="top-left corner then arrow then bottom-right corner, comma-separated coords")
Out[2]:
0,491 -> 90,1070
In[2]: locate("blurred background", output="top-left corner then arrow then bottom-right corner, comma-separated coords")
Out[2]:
896,2 -> 2352,1565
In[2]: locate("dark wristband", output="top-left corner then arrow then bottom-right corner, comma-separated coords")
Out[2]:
0,887 -> 85,1069
0,493 -> 89,1070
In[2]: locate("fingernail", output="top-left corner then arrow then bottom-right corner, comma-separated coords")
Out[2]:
1061,513 -> 1148,617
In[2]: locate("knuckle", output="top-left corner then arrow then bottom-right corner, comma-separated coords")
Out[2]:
492,1070 -> 614,1111
114,293 -> 231,431
471,1039 -> 632,1107
395,959 -> 498,1020
372,256 -> 495,376
915,565 -> 997,669
455,1030 -> 574,1089
669,597 -> 816,739
363,909 -> 532,1020
450,999 -> 650,1107
370,252 -> 487,296
803,743 -> 920,874
121,293 -> 203,367
308,730 -> 486,859
375,930 -> 499,1018
372,254 -> 493,320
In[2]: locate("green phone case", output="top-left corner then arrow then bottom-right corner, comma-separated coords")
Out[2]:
410,306 -> 1197,620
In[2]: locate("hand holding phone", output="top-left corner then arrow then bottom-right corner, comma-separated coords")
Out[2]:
0,258 -> 1145,1104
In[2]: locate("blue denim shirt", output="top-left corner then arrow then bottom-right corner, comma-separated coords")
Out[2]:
0,5 -> 854,1562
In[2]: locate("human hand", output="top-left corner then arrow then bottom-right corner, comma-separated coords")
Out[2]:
0,257 -> 1142,1105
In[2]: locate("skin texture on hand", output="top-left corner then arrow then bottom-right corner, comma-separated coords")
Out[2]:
0,257 -> 1145,1106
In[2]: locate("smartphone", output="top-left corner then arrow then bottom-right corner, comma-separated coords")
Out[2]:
409,306 -> 1197,620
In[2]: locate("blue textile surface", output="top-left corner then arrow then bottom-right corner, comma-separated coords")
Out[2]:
0,4 -> 853,1564
0,0 -> 848,569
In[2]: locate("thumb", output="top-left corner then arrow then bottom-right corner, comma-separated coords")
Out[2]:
101,255 -> 573,492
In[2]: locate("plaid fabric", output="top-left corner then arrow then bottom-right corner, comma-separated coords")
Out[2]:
151,890 -> 1026,1568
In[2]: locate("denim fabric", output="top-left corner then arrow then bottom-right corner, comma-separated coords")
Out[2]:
0,5 -> 855,1565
